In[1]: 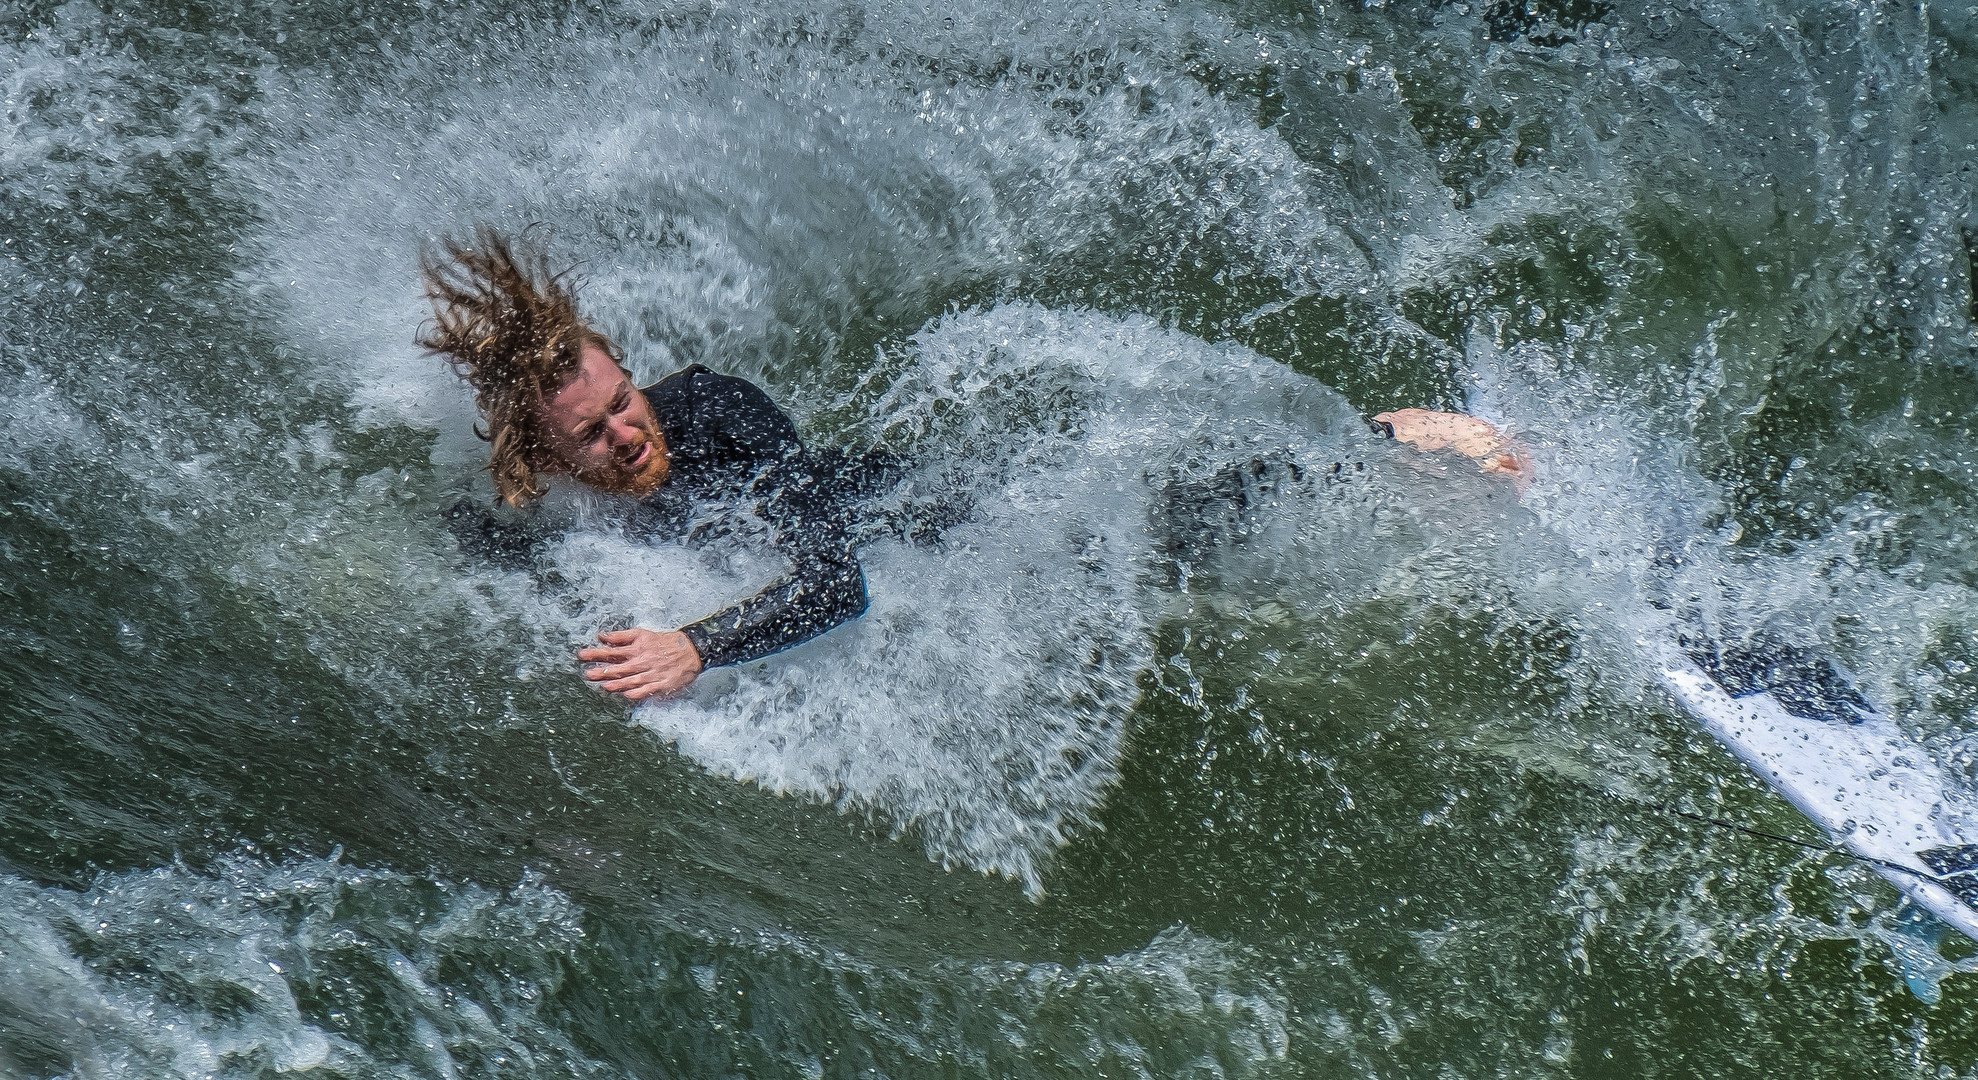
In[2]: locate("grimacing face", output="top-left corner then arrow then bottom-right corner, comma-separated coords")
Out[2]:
538,343 -> 670,496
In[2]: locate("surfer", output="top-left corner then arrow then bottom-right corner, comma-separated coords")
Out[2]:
419,227 -> 876,701
420,228 -> 1524,703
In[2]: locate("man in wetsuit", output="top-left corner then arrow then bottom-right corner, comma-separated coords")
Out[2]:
419,230 -> 1528,703
419,227 -> 867,701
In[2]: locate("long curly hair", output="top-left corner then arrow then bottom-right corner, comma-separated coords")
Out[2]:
416,226 -> 619,508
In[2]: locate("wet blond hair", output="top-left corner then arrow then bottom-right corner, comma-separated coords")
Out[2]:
417,226 -> 620,508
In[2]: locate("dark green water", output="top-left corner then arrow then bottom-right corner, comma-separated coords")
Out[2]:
6,0 -> 1978,1075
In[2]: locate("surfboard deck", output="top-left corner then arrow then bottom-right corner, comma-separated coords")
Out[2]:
1656,644 -> 1978,942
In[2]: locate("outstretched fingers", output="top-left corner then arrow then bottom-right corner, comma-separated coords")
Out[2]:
604,673 -> 686,702
597,673 -> 657,693
582,662 -> 646,683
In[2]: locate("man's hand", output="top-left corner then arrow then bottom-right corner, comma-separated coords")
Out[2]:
579,628 -> 704,702
1373,408 -> 1528,482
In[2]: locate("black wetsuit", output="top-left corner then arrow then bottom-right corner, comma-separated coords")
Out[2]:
447,364 -> 872,669
637,364 -> 868,667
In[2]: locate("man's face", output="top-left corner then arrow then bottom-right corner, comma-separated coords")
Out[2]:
539,343 -> 669,496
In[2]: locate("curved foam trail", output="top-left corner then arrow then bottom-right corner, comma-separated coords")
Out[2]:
12,0 -> 1508,902
552,305 -> 1383,892
524,301 -> 1908,899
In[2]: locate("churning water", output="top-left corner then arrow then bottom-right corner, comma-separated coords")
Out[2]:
7,0 -> 1978,1074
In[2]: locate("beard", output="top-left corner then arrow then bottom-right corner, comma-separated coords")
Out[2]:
570,429 -> 670,497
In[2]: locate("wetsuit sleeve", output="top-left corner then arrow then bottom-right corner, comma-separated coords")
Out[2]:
444,498 -> 546,569
672,375 -> 868,667
677,507 -> 867,668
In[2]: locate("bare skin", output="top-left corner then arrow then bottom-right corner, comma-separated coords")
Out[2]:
582,628 -> 705,702
1373,408 -> 1528,483
538,344 -> 671,496
538,344 -> 704,702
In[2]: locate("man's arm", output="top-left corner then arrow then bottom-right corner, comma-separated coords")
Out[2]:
444,498 -> 548,568
581,545 -> 867,699
582,460 -> 869,697
679,529 -> 867,668
678,447 -> 870,668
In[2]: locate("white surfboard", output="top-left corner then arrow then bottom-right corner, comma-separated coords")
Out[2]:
1656,643 -> 1978,942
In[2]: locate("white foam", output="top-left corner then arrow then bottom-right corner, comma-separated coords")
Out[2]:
0,854 -> 1298,1078
0,857 -> 590,1080
22,0 -> 1969,939
572,304 -> 1405,893
230,0 -> 1396,438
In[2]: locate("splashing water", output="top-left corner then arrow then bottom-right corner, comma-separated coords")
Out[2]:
8,0 -> 1978,1075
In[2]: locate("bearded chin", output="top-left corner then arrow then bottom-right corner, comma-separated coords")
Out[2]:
573,448 -> 668,497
